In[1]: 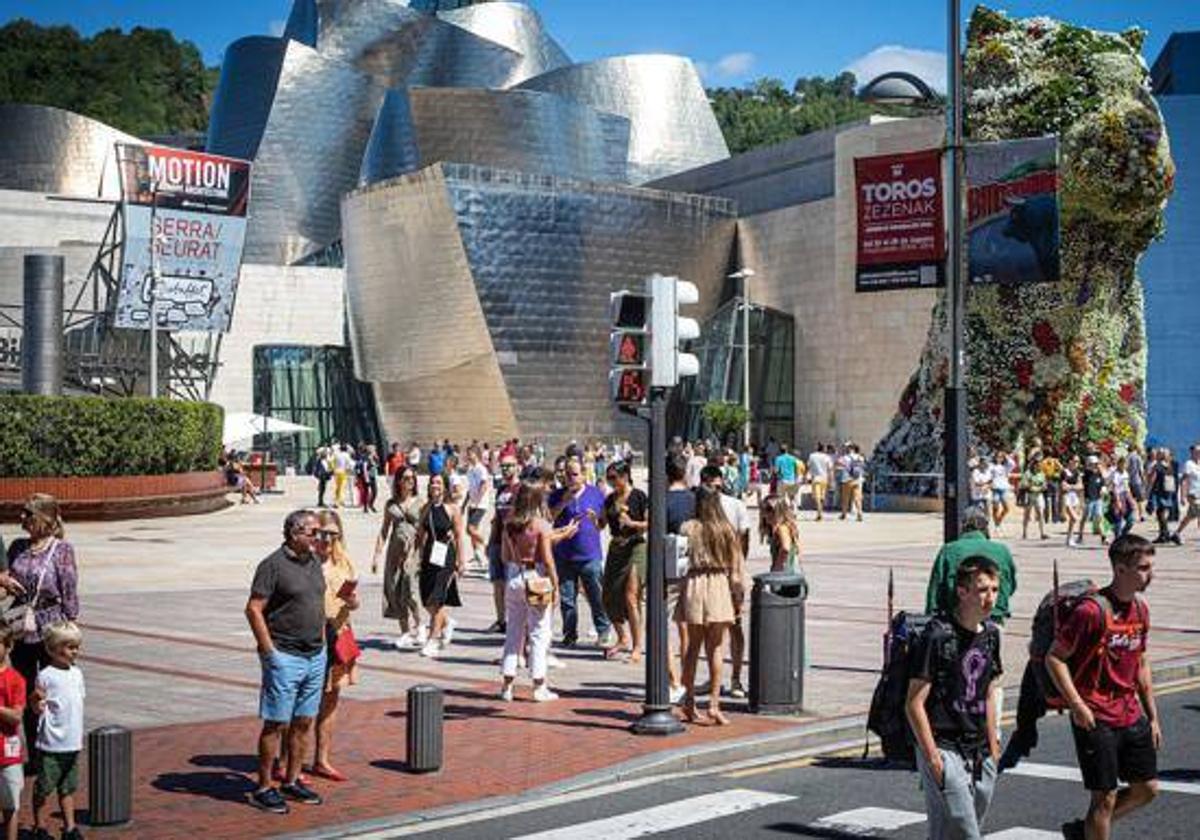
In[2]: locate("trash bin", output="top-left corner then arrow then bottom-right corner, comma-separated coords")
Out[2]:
406,684 -> 443,773
88,725 -> 132,826
749,571 -> 808,714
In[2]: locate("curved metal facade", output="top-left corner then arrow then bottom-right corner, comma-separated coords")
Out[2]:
437,2 -> 570,86
0,104 -> 143,199
517,55 -> 730,184
206,37 -> 289,161
342,162 -> 736,448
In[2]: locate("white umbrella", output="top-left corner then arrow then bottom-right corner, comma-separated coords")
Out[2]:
223,412 -> 314,446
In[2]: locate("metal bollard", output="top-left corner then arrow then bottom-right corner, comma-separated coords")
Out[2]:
406,684 -> 443,773
88,725 -> 132,826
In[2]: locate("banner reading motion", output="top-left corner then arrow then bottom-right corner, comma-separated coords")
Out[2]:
113,144 -> 251,333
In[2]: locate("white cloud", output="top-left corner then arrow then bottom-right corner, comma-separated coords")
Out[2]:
697,51 -> 757,83
268,19 -> 286,37
844,45 -> 947,94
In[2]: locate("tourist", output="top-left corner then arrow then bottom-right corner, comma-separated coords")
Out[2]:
310,510 -> 360,782
989,450 -> 1015,534
676,487 -> 744,726
924,508 -> 1016,627
1078,455 -> 1107,546
1107,455 -> 1137,538
840,442 -> 866,521
1146,448 -> 1176,544
1048,535 -> 1159,840
406,441 -> 422,472
499,481 -> 561,702
31,621 -> 85,840
906,557 -> 1003,840
0,625 -> 22,840
969,457 -> 993,522
225,454 -> 261,505
1168,443 -> 1200,545
384,442 -> 405,478
1127,445 -> 1146,523
685,443 -> 707,489
245,510 -> 325,813
738,444 -> 753,499
427,441 -> 445,478
1042,447 -> 1065,524
373,467 -> 425,648
664,453 -> 695,703
549,458 -> 615,650
331,444 -> 354,509
309,446 -> 332,508
807,442 -> 832,520
415,474 -> 465,658
357,444 -> 380,513
601,461 -> 648,663
701,465 -> 751,698
1019,453 -> 1048,540
443,454 -> 469,513
465,446 -> 492,570
773,443 -> 802,512
1062,455 -> 1084,547
760,494 -> 800,572
7,494 -> 79,776
486,455 -> 523,634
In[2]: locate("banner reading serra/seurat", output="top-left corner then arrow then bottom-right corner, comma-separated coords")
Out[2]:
113,144 -> 251,333
872,7 -> 1175,475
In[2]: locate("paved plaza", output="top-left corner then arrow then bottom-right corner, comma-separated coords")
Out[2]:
38,476 -> 1200,837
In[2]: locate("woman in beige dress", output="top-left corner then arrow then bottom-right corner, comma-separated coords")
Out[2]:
372,466 -> 425,648
677,486 -> 745,726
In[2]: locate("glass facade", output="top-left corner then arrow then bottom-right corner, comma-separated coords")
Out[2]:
673,299 -> 795,446
252,344 -> 383,467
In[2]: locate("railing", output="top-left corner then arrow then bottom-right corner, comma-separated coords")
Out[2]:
868,471 -> 943,512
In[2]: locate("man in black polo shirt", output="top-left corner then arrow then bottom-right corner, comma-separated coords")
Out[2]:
245,509 -> 327,813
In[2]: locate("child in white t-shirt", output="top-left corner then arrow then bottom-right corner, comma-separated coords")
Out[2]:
32,622 -> 85,840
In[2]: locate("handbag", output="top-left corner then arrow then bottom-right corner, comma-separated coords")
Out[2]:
332,625 -> 361,665
524,573 -> 554,607
5,542 -> 53,639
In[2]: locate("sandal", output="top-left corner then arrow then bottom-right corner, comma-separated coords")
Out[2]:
707,709 -> 731,726
679,695 -> 699,723
603,646 -> 630,661
308,763 -> 348,782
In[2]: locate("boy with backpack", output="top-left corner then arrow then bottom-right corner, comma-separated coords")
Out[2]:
905,556 -> 1003,840
1046,534 -> 1159,840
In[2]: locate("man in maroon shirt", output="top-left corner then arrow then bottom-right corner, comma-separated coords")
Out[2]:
1047,534 -> 1159,840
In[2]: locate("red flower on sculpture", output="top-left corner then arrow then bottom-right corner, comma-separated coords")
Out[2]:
1119,382 -> 1137,404
1099,438 -> 1116,455
1031,320 -> 1061,355
1014,358 -> 1034,388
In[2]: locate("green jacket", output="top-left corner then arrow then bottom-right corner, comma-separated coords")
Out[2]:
924,530 -> 1017,623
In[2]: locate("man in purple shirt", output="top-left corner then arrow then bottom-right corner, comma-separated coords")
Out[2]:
549,458 -> 615,649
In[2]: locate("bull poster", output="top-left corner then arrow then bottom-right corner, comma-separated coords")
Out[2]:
966,136 -> 1059,286
855,148 -> 946,292
113,143 -> 250,332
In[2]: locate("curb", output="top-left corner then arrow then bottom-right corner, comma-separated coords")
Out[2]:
276,653 -> 1200,839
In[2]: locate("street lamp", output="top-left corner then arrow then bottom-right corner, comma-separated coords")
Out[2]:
728,268 -> 756,449
860,0 -> 968,543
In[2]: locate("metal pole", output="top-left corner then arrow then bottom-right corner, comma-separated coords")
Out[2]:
148,189 -> 159,399
943,0 -> 968,543
742,274 -> 752,449
21,255 -> 65,396
632,389 -> 684,736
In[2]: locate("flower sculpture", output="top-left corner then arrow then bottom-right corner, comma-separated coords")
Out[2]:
871,7 -> 1175,476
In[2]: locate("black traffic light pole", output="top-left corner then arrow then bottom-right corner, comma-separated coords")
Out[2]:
632,388 -> 685,736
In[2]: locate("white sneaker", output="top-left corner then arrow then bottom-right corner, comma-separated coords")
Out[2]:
517,653 -> 527,670
669,684 -> 686,705
416,625 -> 430,646
547,654 -> 567,670
420,640 -> 441,658
499,684 -> 514,702
441,618 -> 457,646
532,686 -> 559,702
394,632 -> 418,650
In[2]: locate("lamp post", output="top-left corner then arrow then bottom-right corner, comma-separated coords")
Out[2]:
860,0 -> 968,543
728,267 -> 756,449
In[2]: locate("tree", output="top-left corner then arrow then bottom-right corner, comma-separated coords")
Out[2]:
702,401 -> 750,446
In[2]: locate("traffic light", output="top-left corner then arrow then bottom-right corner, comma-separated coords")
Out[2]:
609,289 -> 650,410
647,274 -> 700,388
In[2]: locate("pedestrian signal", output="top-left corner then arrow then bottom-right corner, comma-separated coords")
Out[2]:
610,368 -> 649,406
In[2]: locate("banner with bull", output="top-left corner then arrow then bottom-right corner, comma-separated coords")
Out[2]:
966,136 -> 1060,286
112,143 -> 251,333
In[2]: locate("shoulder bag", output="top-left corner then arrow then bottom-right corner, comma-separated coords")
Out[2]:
4,540 -> 54,638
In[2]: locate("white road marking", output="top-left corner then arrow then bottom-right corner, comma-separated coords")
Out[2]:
985,829 -> 1064,839
815,806 -> 926,831
508,789 -> 795,840
1009,762 -> 1200,796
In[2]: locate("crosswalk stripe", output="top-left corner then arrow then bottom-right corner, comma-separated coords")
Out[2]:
508,789 -> 795,840
985,830 -> 1063,839
815,807 -> 926,831
1008,762 -> 1200,796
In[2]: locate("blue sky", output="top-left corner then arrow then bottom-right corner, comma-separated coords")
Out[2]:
1,1 -> 1194,92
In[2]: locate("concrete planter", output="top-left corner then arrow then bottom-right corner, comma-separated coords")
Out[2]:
0,471 -> 232,521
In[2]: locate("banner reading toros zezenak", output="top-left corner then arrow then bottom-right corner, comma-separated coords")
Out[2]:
855,148 -> 946,292
113,144 -> 251,333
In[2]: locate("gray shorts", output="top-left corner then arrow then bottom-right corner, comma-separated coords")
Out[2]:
0,763 -> 21,810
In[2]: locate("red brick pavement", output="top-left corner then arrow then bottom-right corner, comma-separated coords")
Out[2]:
77,685 -> 805,840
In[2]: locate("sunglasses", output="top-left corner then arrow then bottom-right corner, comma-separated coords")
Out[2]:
313,530 -> 341,541
501,463 -> 518,469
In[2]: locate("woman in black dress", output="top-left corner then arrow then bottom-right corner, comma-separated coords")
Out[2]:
415,474 -> 465,658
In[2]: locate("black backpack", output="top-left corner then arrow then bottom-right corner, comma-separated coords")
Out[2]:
866,611 -> 944,767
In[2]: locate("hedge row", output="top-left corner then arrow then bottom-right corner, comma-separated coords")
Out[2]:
0,394 -> 223,478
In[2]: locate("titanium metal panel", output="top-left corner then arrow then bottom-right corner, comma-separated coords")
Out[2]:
517,55 -> 730,184
0,105 -> 143,199
359,89 -> 422,186
241,40 -> 380,265
205,37 -> 289,161
342,162 -> 736,448
437,2 -> 570,86
284,0 -> 319,47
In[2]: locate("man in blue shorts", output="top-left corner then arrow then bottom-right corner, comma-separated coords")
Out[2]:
245,509 -> 327,814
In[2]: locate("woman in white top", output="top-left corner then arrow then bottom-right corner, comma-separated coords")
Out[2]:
969,458 -> 993,522
1108,455 -> 1136,537
1061,455 -> 1084,546
989,451 -> 1014,533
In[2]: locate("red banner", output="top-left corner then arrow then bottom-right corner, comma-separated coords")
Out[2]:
855,148 -> 945,292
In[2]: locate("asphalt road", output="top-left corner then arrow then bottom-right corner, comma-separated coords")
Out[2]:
379,680 -> 1200,840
